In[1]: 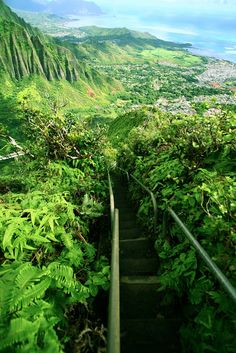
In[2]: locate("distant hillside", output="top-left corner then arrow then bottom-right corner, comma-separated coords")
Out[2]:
5,0 -> 103,15
58,26 -> 195,66
0,0 -> 98,82
78,26 -> 191,49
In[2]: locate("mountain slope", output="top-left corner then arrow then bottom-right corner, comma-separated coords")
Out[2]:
58,26 -> 196,66
0,0 -> 97,82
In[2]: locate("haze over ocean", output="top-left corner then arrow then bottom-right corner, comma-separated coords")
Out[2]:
68,0 -> 236,62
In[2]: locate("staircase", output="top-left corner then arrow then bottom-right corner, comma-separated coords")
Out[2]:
113,175 -> 182,353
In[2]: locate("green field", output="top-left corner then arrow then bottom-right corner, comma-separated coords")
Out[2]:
140,48 -> 203,66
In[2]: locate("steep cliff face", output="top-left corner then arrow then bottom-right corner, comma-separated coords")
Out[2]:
0,1 -> 90,82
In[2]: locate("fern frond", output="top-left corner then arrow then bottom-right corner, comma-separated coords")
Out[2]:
1,263 -> 51,313
42,327 -> 63,353
61,233 -> 74,249
47,262 -> 76,292
0,318 -> 39,349
2,222 -> 19,250
11,277 -> 51,312
83,243 -> 96,262
15,262 -> 42,289
19,299 -> 52,319
62,245 -> 83,267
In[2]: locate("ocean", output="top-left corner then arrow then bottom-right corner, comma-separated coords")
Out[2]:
65,13 -> 236,63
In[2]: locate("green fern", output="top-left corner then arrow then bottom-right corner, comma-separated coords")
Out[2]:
13,277 -> 52,312
0,318 -> 39,350
61,244 -> 84,267
47,262 -> 77,293
41,327 -> 63,353
0,263 -> 51,313
0,111 -> 110,353
15,263 -> 42,289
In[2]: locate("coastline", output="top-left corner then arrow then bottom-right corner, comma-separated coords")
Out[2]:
64,14 -> 236,63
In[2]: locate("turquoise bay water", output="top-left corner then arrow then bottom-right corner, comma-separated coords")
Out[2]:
66,14 -> 236,63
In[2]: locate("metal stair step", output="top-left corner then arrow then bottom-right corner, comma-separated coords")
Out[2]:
119,213 -> 138,222
119,218 -> 140,229
120,227 -> 143,239
121,318 -> 182,353
120,257 -> 158,276
120,276 -> 161,319
120,238 -> 156,258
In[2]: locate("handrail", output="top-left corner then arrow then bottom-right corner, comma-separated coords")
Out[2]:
118,168 -> 236,303
118,167 -> 157,235
107,172 -> 120,353
168,208 -> 236,303
108,172 -> 115,226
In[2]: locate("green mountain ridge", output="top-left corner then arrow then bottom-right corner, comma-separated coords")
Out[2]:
0,0 -> 99,82
59,26 -> 194,66
78,25 -> 191,48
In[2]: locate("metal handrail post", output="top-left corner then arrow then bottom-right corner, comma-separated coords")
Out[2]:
107,209 -> 120,353
107,172 -> 120,353
108,171 -> 115,225
169,208 -> 236,303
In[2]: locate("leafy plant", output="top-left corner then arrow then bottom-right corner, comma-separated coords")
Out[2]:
116,106 -> 236,353
0,104 -> 111,352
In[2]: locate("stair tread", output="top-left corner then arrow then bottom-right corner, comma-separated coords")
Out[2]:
121,318 -> 181,338
113,176 -> 181,353
121,257 -> 158,271
120,237 -> 155,255
120,257 -> 158,269
118,214 -> 138,221
121,275 -> 160,284
120,237 -> 148,243
120,226 -> 141,230
121,318 -> 182,325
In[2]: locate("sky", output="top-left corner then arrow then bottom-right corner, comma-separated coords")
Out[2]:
94,0 -> 236,13
93,0 -> 236,39
37,0 -> 236,11
36,0 -> 236,18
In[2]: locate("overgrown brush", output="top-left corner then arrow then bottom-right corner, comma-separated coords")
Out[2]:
0,100 -> 112,352
117,106 -> 236,353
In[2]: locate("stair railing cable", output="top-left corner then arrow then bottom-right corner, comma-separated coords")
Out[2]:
118,168 -> 236,303
107,172 -> 120,353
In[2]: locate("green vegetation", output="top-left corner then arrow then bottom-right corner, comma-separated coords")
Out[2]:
114,106 -> 236,353
0,96 -> 112,353
100,63 -> 227,106
60,26 -> 194,66
140,48 -> 203,66
108,109 -> 148,146
1,1 -> 236,352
